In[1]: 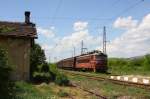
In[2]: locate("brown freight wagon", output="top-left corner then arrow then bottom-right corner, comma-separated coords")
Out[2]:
57,57 -> 76,69
57,50 -> 107,72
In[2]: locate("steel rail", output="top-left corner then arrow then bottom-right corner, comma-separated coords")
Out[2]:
63,70 -> 150,90
71,82 -> 107,99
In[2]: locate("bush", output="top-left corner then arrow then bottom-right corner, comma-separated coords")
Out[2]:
30,43 -> 69,85
0,47 -> 15,99
49,63 -> 59,75
48,63 -> 59,80
55,73 -> 69,86
32,63 -> 53,83
33,72 -> 52,83
30,43 -> 46,80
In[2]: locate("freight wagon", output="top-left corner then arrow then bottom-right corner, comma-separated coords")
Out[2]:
57,50 -> 107,72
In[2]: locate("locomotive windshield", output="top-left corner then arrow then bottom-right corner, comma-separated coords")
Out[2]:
95,55 -> 107,60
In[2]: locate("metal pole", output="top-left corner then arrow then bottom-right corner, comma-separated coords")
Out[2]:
81,40 -> 83,54
103,26 -> 106,54
74,46 -> 76,57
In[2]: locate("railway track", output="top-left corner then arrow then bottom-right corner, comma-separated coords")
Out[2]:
62,70 -> 150,90
71,82 -> 107,99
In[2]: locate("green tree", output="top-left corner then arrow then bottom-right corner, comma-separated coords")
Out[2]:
30,43 -> 46,80
30,43 -> 69,85
0,47 -> 15,99
143,54 -> 150,70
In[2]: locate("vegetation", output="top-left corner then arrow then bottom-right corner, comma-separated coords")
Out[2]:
0,47 -> 15,99
30,43 -> 69,86
55,73 -> 69,86
50,63 -> 70,86
0,26 -> 16,33
68,74 -> 150,98
30,43 -> 46,80
108,54 -> 150,75
57,89 -> 69,97
15,81 -> 98,99
15,81 -> 55,99
32,63 -> 52,83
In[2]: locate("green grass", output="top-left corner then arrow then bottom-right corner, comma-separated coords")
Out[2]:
67,74 -> 150,99
108,54 -> 150,76
15,81 -> 56,99
14,81 -> 100,99
57,89 -> 69,97
108,65 -> 150,76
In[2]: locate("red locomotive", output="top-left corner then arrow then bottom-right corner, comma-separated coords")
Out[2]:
57,50 -> 107,72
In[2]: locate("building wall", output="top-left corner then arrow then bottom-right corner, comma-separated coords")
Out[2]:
0,36 -> 31,81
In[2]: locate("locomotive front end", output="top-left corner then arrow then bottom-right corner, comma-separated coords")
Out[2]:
94,54 -> 108,72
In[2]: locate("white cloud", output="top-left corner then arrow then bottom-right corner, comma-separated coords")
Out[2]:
37,27 -> 55,38
113,16 -> 138,29
54,30 -> 100,53
39,21 -> 102,62
73,21 -> 88,31
39,14 -> 150,61
108,14 -> 150,57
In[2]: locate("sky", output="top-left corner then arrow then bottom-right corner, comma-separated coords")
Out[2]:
0,0 -> 150,62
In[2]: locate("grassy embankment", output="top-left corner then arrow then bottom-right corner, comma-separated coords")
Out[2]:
67,74 -> 150,99
108,54 -> 150,76
15,81 -> 100,99
15,64 -> 99,99
15,54 -> 150,99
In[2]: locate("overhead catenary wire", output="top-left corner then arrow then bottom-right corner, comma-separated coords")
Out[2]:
0,1 -> 144,23
113,0 -> 144,18
105,0 -> 144,26
111,0 -> 121,7
51,0 -> 63,24
0,0 -> 144,22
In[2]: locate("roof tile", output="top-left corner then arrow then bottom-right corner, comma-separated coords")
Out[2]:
0,21 -> 37,38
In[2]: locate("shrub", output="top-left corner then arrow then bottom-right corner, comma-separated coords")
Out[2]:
0,47 -> 15,99
30,43 -> 46,80
49,63 -> 59,80
55,73 -> 69,86
30,43 -> 69,85
33,72 -> 52,83
49,63 -> 58,75
32,63 -> 53,83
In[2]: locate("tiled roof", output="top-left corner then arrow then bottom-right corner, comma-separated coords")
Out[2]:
0,21 -> 37,38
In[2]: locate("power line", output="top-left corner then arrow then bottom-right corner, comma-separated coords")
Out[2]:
51,0 -> 63,24
32,16 -> 114,21
111,0 -> 121,7
105,0 -> 144,26
114,0 -> 144,18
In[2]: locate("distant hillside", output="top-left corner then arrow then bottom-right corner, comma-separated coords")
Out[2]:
108,54 -> 150,75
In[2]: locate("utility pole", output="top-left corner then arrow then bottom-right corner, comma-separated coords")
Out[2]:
73,46 -> 76,57
81,40 -> 84,54
81,40 -> 88,54
54,57 -> 57,63
103,26 -> 107,54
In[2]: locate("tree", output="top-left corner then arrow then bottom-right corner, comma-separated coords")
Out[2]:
30,43 -> 46,80
30,43 -> 69,85
143,54 -> 150,70
0,47 -> 14,99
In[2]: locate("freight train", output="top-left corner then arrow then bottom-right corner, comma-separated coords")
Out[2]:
57,50 -> 107,72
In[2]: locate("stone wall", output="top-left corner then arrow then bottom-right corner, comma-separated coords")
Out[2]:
0,36 -> 31,81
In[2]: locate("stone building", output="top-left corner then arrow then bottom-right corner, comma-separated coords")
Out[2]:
0,12 -> 37,80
